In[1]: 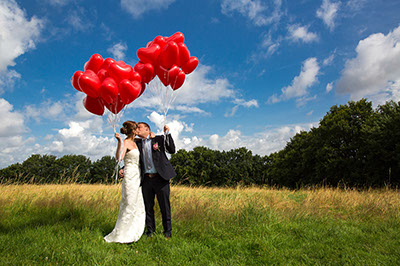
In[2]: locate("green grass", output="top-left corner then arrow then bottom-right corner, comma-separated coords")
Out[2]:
0,184 -> 399,265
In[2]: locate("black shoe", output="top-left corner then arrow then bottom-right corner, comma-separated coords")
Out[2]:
146,232 -> 155,238
164,232 -> 171,239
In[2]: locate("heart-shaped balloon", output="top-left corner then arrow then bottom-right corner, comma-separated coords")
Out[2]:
108,62 -> 133,84
156,65 -> 170,86
177,42 -> 190,67
97,69 -> 108,83
165,32 -> 185,44
137,44 -> 161,65
168,65 -> 180,83
181,56 -> 199,74
158,41 -> 179,69
83,95 -> 104,116
105,95 -> 125,114
130,71 -> 142,83
152,35 -> 167,49
84,54 -> 104,73
119,79 -> 141,105
134,62 -> 154,83
171,70 -> 186,90
71,70 -> 83,92
100,77 -> 119,104
78,70 -> 102,98
100,58 -> 116,71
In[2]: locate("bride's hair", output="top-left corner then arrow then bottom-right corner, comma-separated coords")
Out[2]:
120,121 -> 138,137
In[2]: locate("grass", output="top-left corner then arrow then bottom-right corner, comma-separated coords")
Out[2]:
0,184 -> 399,265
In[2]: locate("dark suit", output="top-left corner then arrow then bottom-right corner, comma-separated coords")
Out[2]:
135,134 -> 176,235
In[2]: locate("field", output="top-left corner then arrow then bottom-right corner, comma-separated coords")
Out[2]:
0,184 -> 399,265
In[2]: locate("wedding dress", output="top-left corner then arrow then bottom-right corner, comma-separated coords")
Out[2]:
104,149 -> 145,243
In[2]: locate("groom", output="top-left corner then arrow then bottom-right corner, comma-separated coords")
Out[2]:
135,122 -> 176,238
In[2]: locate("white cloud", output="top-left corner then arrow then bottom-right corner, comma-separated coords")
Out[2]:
134,64 -> 235,114
0,98 -> 29,167
0,0 -> 44,93
268,57 -> 320,103
24,100 -> 65,122
261,31 -> 281,56
287,24 -> 318,43
107,42 -> 128,61
225,98 -> 258,117
323,52 -> 335,66
66,9 -> 93,32
0,98 -> 25,137
346,0 -> 367,11
337,25 -> 400,102
179,122 -> 317,156
326,82 -> 333,93
221,0 -> 282,26
121,0 -> 176,18
316,0 -> 340,31
46,0 -> 71,6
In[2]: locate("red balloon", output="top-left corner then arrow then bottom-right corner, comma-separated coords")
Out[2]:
181,56 -> 199,74
100,58 -> 116,71
158,41 -> 179,69
168,65 -> 180,83
119,79 -> 141,105
71,70 -> 83,92
84,54 -> 104,73
108,61 -> 133,84
171,70 -> 185,90
137,44 -> 161,65
78,70 -> 101,98
130,71 -> 142,83
83,95 -> 104,116
97,69 -> 108,83
165,32 -> 184,44
152,35 -> 167,49
177,42 -> 190,67
134,62 -> 154,83
100,77 -> 119,104
156,65 -> 170,86
105,95 -> 125,114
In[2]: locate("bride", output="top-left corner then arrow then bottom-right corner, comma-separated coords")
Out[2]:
104,121 -> 145,243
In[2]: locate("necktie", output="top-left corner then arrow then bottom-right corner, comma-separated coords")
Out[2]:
144,139 -> 152,171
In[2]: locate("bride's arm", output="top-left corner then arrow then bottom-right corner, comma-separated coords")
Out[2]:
115,133 -> 126,161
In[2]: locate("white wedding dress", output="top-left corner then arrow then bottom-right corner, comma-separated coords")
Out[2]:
104,149 -> 145,243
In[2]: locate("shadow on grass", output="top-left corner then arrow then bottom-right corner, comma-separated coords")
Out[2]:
0,206 -> 114,235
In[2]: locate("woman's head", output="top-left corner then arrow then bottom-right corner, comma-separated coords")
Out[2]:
120,121 -> 138,137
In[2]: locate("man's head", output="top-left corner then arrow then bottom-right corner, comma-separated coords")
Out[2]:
137,122 -> 150,138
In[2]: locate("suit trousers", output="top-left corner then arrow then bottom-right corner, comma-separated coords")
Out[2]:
141,175 -> 171,234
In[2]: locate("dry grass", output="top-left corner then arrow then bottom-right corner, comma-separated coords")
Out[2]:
2,184 -> 398,222
172,186 -> 400,221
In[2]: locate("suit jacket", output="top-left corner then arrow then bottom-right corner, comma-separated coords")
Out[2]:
135,134 -> 176,182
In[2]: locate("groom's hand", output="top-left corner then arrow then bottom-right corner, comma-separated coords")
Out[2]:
119,169 -> 124,178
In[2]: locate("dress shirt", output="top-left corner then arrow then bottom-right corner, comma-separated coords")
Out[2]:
142,134 -> 157,174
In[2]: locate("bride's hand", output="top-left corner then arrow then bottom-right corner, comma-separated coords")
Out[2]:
115,133 -> 122,142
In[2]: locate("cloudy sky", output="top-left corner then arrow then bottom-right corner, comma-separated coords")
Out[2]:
0,0 -> 399,168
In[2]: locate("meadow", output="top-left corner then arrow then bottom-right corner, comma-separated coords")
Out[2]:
0,184 -> 399,265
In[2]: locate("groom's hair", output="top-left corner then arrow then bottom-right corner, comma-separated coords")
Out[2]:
138,122 -> 150,131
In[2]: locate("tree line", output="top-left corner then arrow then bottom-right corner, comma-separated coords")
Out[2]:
1,99 -> 399,188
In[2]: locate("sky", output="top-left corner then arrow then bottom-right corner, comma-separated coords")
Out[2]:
0,0 -> 400,168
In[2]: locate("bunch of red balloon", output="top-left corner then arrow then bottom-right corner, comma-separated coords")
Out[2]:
135,32 -> 198,90
71,54 -> 145,116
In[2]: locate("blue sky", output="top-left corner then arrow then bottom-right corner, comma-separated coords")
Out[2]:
0,0 -> 400,168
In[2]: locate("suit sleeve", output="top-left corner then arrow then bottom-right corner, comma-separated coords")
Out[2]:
164,134 -> 176,154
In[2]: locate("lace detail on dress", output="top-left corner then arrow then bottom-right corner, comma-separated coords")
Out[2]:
104,149 -> 145,243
